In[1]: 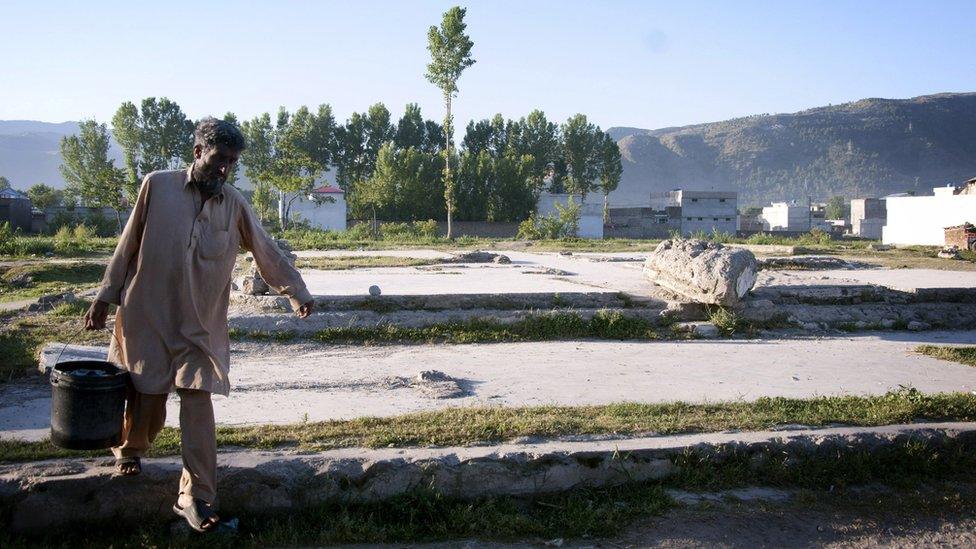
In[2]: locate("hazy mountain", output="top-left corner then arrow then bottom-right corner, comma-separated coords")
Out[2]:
5,92 -> 976,208
0,121 -> 91,189
607,92 -> 976,207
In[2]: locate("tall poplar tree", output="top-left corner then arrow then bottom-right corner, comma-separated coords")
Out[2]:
425,5 -> 475,238
560,114 -> 601,202
111,101 -> 142,203
59,120 -> 127,231
597,132 -> 622,222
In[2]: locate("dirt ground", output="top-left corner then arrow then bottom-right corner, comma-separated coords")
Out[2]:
364,485 -> 976,548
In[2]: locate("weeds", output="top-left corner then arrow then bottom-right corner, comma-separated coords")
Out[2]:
231,311 -> 663,345
915,345 -> 976,367
3,390 -> 975,463
706,306 -> 741,336
0,262 -> 105,303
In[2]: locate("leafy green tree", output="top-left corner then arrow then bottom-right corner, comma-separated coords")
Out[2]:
395,103 -> 426,150
222,112 -> 242,187
242,106 -> 336,230
455,112 -> 549,223
560,114 -> 602,202
0,176 -> 9,190
335,112 -> 368,191
138,97 -> 193,173
111,101 -> 142,203
426,5 -> 476,238
27,183 -> 62,209
510,110 -> 560,191
489,153 -> 535,222
356,142 -> 398,233
395,103 -> 442,153
59,120 -> 127,231
597,132 -> 622,222
826,195 -> 848,220
350,141 -> 446,223
364,103 -> 395,165
240,113 -> 277,222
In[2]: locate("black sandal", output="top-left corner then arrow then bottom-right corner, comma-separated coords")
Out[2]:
115,456 -> 141,476
173,498 -> 220,533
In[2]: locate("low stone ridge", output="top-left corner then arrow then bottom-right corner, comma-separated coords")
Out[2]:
231,291 -> 670,313
643,239 -> 758,307
444,250 -> 512,264
227,307 -> 677,334
2,423 -> 973,534
758,256 -> 875,270
743,275 -> 976,330
27,291 -> 76,313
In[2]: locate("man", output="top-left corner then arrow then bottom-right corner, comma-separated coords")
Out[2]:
84,117 -> 314,533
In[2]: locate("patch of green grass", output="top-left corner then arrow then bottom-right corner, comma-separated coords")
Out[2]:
0,262 -> 105,303
915,345 -> 976,367
5,437 -> 976,547
46,299 -> 93,317
706,306 -> 741,336
232,311 -> 662,345
295,256 -> 439,270
0,310 -> 110,381
671,436 -> 976,492
0,235 -> 117,259
4,389 -> 974,463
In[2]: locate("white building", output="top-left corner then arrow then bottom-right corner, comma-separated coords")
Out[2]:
289,185 -> 347,231
649,190 -> 738,236
850,198 -> 886,239
883,185 -> 976,246
536,193 -> 604,239
761,201 -> 811,232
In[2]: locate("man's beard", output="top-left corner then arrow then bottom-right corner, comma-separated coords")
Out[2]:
196,178 -> 224,195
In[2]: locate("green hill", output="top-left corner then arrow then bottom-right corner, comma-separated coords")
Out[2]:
609,92 -> 976,207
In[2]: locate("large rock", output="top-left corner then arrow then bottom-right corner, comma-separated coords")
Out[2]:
643,239 -> 758,306
239,239 -> 298,296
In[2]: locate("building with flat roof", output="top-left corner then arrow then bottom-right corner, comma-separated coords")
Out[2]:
883,182 -> 976,246
850,198 -> 886,239
649,190 -> 738,236
761,200 -> 811,232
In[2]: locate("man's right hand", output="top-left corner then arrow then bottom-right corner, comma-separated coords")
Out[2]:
84,300 -> 110,330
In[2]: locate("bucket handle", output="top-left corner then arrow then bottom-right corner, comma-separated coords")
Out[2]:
52,322 -> 123,369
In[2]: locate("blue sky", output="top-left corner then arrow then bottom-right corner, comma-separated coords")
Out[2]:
2,0 -> 974,132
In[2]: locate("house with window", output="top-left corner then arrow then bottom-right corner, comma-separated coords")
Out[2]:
650,190 -> 739,236
606,189 -> 738,238
289,185 -> 347,231
761,200 -> 811,232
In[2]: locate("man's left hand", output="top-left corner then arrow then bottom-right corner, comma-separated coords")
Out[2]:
297,301 -> 314,319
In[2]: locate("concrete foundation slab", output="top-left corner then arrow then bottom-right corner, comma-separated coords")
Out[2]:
7,332 -> 976,442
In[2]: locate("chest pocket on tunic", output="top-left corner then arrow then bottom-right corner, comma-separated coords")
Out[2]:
198,228 -> 230,260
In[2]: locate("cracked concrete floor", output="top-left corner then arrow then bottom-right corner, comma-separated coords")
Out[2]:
4,330 -> 976,442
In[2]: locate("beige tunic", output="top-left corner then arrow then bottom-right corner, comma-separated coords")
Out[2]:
96,167 -> 312,396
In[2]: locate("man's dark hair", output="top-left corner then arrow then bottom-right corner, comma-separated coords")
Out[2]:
194,117 -> 246,151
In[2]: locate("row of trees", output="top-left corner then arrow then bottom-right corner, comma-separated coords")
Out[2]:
56,7 -> 622,235
58,99 -> 622,232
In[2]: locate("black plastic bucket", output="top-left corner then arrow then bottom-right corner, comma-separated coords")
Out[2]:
50,360 -> 130,450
